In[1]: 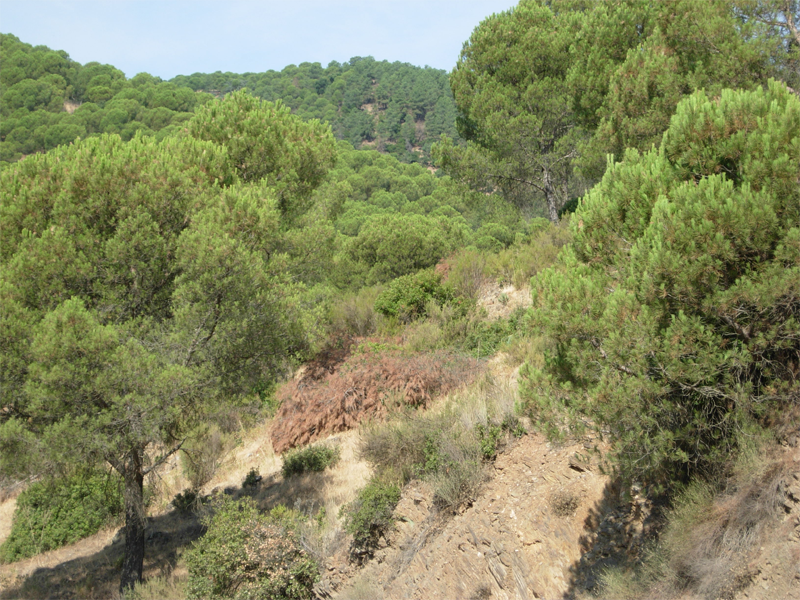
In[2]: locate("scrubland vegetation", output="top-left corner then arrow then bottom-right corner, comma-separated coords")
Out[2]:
1,0 -> 799,598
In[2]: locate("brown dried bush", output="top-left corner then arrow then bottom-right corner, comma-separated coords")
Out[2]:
270,348 -> 481,453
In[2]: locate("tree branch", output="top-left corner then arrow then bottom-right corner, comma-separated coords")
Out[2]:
589,338 -> 636,376
142,439 -> 186,476
184,293 -> 223,367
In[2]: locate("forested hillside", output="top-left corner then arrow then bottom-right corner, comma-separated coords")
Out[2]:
0,34 -> 213,163
0,34 -> 458,167
171,57 -> 460,162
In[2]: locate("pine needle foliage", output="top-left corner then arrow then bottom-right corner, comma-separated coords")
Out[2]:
523,81 -> 800,489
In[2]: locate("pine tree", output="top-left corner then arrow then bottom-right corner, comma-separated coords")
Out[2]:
523,81 -> 800,487
0,94 -> 336,590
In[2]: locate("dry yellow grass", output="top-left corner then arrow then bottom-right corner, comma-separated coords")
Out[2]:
0,491 -> 18,547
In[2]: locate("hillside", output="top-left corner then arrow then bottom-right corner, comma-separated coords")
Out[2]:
1,0 -> 799,598
0,33 -> 458,167
170,57 -> 460,163
2,349 -> 798,599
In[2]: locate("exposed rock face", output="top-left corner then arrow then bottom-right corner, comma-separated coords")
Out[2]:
327,434 -> 620,600
323,436 -> 800,600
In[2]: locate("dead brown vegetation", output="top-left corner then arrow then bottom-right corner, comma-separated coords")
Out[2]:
270,347 -> 482,453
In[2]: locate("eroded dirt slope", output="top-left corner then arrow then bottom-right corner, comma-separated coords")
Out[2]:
324,434 -> 619,600
325,435 -> 800,600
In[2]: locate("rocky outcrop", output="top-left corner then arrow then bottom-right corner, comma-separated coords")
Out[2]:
327,434 -> 617,599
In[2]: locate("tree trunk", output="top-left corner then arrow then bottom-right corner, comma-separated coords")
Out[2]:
119,452 -> 146,594
543,168 -> 560,223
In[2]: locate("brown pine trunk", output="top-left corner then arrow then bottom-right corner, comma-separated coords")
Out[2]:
119,452 -> 146,594
543,168 -> 560,223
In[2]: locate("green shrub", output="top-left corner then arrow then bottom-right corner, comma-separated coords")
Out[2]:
0,470 -> 123,562
172,489 -> 202,514
347,213 -> 468,284
374,269 -> 452,322
462,319 -> 513,358
340,479 -> 401,553
459,306 -> 527,358
185,497 -> 318,600
525,83 -> 800,487
476,424 -> 504,460
281,444 -> 340,478
473,221 -> 517,253
558,197 -> 580,217
328,285 -> 384,336
242,467 -> 262,488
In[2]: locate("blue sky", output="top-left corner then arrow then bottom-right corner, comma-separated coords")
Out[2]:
1,0 -> 518,78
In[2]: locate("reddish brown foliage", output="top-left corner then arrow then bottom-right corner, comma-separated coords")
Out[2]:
300,337 -> 356,382
270,348 -> 482,454
434,256 -> 452,279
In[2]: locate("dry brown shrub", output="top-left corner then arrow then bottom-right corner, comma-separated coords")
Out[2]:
300,337 -> 356,382
270,348 -> 482,454
550,490 -> 581,517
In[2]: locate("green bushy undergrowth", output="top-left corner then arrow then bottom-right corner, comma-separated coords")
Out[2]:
443,217 -> 571,291
374,269 -> 452,322
185,497 -> 317,600
281,444 -> 341,478
0,470 -> 123,563
460,306 -> 527,358
409,299 -> 528,359
340,478 -> 401,555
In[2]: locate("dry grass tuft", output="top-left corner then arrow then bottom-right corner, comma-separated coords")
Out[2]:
359,374 -> 520,510
551,491 -> 581,517
123,566 -> 187,600
338,575 -> 382,600
598,439 -> 796,600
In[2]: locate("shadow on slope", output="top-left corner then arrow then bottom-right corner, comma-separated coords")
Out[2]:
0,468 -> 343,600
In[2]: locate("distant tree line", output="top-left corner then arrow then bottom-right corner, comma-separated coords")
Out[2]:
0,34 -> 459,167
171,56 -> 460,163
0,34 -> 214,164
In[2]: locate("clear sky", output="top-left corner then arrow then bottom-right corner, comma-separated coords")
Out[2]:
1,0 -> 518,79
